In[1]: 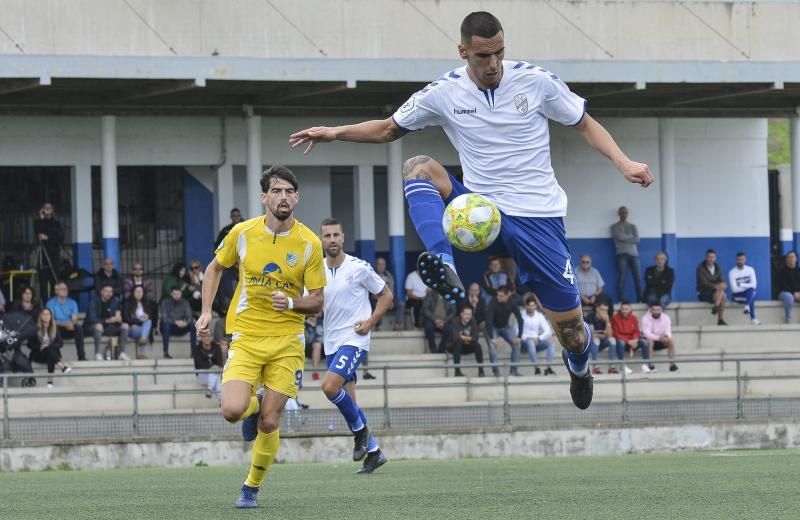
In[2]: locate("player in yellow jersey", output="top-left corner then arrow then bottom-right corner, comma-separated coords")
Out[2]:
196,165 -> 325,509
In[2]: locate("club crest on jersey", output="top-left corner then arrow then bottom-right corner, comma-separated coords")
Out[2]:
399,97 -> 415,114
285,252 -> 299,267
263,263 -> 282,276
514,93 -> 529,114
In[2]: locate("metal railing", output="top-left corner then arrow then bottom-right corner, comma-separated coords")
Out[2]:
2,355 -> 800,442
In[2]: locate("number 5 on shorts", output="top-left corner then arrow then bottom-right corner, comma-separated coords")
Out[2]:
335,355 -> 348,370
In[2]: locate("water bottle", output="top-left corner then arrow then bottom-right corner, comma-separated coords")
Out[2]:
327,417 -> 335,432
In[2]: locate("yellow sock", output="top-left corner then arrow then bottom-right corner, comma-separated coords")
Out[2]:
244,429 -> 280,488
236,396 -> 260,422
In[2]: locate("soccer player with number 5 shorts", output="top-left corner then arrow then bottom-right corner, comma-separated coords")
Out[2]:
318,218 -> 393,474
196,166 -> 326,509
290,11 -> 654,411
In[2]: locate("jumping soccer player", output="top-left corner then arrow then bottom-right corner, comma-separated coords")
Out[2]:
289,11 -> 653,411
319,218 -> 392,473
196,166 -> 325,509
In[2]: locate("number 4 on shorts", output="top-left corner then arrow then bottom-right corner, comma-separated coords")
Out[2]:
562,258 -> 575,285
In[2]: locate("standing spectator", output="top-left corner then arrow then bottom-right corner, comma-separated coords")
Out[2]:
214,208 -> 243,248
404,268 -> 427,328
10,285 -> 41,320
123,285 -> 156,359
776,251 -> 800,323
371,257 -> 404,331
123,262 -> 155,301
696,249 -> 728,325
575,254 -> 612,322
643,252 -> 675,308
46,281 -> 86,361
481,257 -> 515,304
186,259 -> 204,316
641,303 -> 679,372
33,202 -> 64,302
520,296 -> 555,376
611,301 -> 653,373
611,206 -> 642,302
161,262 -> 189,301
422,288 -> 455,353
193,334 -> 224,400
95,258 -> 123,299
159,285 -> 197,359
590,302 -> 622,374
304,313 -> 324,381
27,308 -> 71,388
728,252 -> 759,325
486,286 -> 523,376
88,284 -> 129,361
447,305 -> 484,377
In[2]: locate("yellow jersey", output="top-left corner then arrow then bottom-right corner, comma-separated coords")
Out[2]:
215,216 -> 325,336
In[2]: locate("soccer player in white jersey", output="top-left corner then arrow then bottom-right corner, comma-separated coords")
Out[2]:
319,218 -> 393,473
290,11 -> 654,410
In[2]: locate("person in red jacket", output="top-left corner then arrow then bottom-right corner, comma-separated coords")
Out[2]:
611,301 -> 655,374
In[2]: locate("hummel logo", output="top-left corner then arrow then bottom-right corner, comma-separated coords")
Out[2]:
453,107 -> 477,115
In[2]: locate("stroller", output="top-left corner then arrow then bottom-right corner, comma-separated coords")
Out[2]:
0,311 -> 37,387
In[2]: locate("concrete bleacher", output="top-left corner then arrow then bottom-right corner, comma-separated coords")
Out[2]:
4,301 -> 799,418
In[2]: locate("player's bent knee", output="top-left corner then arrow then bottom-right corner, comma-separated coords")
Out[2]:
259,414 -> 281,433
321,379 -> 340,398
402,155 -> 432,180
220,401 -> 247,423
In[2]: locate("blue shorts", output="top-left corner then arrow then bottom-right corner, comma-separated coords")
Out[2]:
325,345 -> 366,384
446,174 -> 581,312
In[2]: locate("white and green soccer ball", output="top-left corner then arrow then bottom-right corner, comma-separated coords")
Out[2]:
442,193 -> 502,252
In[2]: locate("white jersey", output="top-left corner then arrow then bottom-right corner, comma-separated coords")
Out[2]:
392,60 -> 586,217
521,310 -> 554,342
322,254 -> 386,355
728,265 -> 757,293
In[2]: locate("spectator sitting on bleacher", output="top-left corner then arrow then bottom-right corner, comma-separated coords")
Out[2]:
159,286 -> 196,359
575,254 -> 612,324
520,295 -> 555,376
591,302 -> 622,374
405,268 -> 427,328
371,257 -> 404,331
481,257 -> 515,304
696,249 -> 728,325
422,288 -> 455,354
304,313 -> 324,380
640,303 -> 678,372
486,286 -> 523,377
186,259 -> 204,317
123,262 -> 155,301
447,304 -> 484,377
161,262 -> 189,302
123,285 -> 156,359
88,284 -> 129,361
28,307 -> 71,388
611,300 -> 654,374
95,258 -> 123,300
192,333 -> 223,400
643,252 -> 674,308
10,285 -> 41,320
46,281 -> 86,361
728,252 -> 759,325
777,251 -> 800,324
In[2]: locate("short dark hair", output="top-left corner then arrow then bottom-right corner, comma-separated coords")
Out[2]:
170,285 -> 182,293
620,300 -> 632,306
260,165 -> 298,193
736,251 -> 745,257
649,302 -> 662,308
497,285 -> 512,294
230,208 -> 241,214
461,11 -> 503,42
706,249 -> 716,255
524,295 -> 537,305
320,217 -> 341,229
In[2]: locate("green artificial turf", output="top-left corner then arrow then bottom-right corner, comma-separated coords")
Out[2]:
1,449 -> 798,519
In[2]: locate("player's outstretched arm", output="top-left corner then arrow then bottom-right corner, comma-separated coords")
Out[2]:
197,258 -> 224,337
289,118 -> 405,155
574,114 -> 654,188
355,286 -> 394,335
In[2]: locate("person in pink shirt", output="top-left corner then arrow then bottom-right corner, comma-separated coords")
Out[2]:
640,303 -> 678,372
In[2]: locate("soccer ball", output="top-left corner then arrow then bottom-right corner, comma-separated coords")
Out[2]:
442,193 -> 501,252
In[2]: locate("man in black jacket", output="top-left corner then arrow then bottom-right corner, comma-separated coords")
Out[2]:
33,202 -> 64,301
447,305 -> 485,378
88,284 -> 129,360
777,251 -> 800,324
643,252 -> 675,308
95,258 -> 124,299
486,286 -> 524,376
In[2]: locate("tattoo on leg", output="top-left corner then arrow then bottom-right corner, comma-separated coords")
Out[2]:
555,316 -> 586,352
402,155 -> 432,181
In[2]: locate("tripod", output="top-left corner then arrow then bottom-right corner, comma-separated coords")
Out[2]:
33,240 -> 58,302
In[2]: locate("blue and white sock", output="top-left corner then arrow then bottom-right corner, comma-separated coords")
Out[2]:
328,389 -> 364,432
357,407 -> 379,452
404,179 -> 456,271
566,322 -> 592,377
